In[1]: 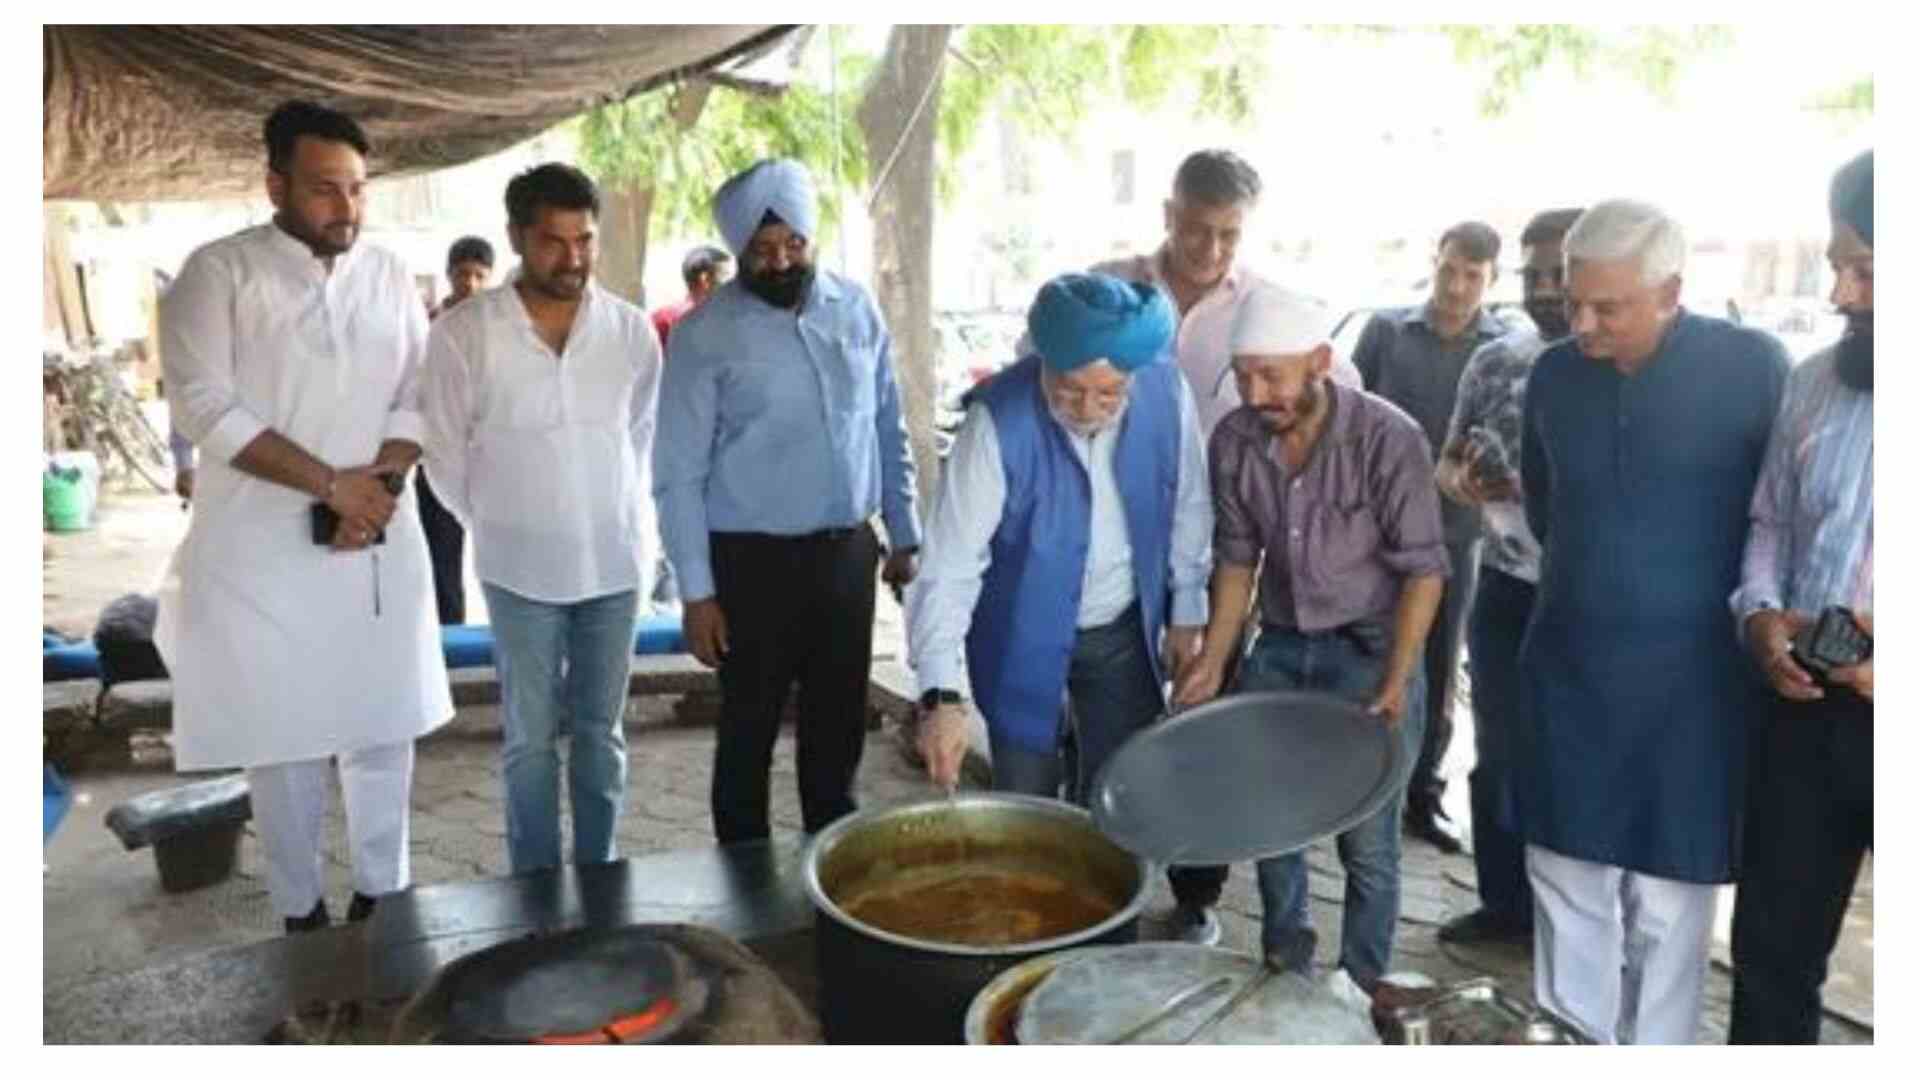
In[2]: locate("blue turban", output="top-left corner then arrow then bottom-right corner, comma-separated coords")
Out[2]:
712,158 -> 819,258
1027,273 -> 1175,373
1830,149 -> 1872,247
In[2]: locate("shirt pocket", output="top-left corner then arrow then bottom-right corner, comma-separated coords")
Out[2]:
832,327 -> 882,421
486,367 -> 565,431
566,353 -> 640,430
1310,499 -> 1382,582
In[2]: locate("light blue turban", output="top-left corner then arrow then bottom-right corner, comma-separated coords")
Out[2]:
1027,272 -> 1175,373
712,158 -> 819,258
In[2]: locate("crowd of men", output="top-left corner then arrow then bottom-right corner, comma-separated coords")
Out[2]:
152,99 -> 1871,1045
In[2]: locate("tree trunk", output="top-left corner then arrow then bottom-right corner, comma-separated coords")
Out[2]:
595,78 -> 715,310
857,26 -> 953,508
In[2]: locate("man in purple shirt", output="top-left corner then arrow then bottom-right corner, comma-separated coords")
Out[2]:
1175,284 -> 1447,988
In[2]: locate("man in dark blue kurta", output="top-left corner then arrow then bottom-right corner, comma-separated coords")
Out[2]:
1519,199 -> 1788,1044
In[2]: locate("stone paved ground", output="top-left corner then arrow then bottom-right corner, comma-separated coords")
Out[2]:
43,490 -> 1871,1043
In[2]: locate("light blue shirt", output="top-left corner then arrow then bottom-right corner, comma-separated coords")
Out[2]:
1729,345 -> 1873,629
654,271 -> 922,602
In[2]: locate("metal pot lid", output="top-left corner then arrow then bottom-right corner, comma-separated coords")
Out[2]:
1015,943 -> 1379,1045
1089,690 -> 1409,866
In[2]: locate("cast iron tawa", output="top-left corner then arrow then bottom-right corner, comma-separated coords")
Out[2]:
435,925 -> 705,1044
1090,690 -> 1408,866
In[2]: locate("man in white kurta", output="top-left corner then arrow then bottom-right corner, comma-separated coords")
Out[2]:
154,101 -> 452,932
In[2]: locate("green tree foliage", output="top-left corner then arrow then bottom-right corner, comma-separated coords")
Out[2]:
1807,76 -> 1873,117
1435,24 -> 1734,116
936,26 -> 1269,200
573,28 -> 872,242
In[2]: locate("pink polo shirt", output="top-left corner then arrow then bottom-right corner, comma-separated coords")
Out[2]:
1091,250 -> 1362,437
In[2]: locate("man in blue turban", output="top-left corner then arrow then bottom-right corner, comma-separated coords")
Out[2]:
655,157 -> 923,845
907,271 -> 1214,822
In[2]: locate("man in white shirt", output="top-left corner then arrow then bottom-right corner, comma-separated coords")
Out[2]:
911,270 -> 1211,855
154,101 -> 453,934
422,164 -> 662,873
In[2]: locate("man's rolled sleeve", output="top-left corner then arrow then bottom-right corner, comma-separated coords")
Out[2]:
1373,421 -> 1451,579
159,248 -> 270,465
1208,425 -> 1263,569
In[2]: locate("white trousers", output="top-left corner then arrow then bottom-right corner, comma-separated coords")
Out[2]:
1526,844 -> 1718,1044
246,740 -> 415,918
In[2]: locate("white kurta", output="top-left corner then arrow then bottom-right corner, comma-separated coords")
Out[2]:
154,224 -> 453,770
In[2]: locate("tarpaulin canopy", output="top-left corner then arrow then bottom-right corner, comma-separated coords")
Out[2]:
43,25 -> 797,201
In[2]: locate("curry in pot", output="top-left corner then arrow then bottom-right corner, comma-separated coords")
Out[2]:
839,862 -> 1119,947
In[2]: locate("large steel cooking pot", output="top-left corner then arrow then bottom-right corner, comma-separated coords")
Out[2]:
803,793 -> 1151,1044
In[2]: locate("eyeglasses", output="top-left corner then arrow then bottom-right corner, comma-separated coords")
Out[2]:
747,234 -> 809,265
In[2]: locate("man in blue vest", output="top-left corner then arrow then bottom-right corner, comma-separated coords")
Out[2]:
908,270 -> 1213,825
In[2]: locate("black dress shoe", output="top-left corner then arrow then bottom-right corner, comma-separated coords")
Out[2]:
1437,908 -> 1532,946
1404,809 -> 1465,855
285,899 -> 331,935
346,892 -> 378,923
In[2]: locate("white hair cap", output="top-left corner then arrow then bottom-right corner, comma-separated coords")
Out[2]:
1230,284 -> 1332,357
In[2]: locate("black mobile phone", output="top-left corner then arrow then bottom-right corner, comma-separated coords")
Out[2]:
310,470 -> 407,545
1789,605 -> 1872,677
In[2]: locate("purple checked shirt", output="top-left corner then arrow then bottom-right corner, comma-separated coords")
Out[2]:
1209,382 -> 1449,630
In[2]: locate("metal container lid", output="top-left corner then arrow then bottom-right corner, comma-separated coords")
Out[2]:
1089,690 -> 1409,866
1014,944 -> 1379,1045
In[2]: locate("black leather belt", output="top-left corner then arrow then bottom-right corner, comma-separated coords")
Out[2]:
713,525 -> 864,544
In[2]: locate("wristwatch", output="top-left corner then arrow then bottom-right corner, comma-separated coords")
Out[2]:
919,688 -> 966,710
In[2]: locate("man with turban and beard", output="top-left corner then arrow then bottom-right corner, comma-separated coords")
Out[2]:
1173,284 -> 1447,988
1727,149 -> 1874,1044
655,159 -> 922,845
910,272 -> 1213,808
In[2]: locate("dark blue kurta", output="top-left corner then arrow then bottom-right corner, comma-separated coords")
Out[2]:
1519,312 -> 1789,883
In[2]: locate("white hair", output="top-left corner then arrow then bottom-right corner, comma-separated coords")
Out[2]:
1563,199 -> 1686,286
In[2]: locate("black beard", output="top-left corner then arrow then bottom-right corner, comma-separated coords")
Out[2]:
743,264 -> 814,309
1835,323 -> 1873,392
1525,300 -> 1570,340
274,211 -> 353,258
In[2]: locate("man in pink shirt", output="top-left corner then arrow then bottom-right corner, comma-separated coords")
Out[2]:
1093,149 -> 1361,436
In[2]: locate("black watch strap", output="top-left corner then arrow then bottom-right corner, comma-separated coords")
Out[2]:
920,688 -> 965,709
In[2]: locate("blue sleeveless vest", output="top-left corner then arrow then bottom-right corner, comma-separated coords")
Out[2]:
965,355 -> 1181,752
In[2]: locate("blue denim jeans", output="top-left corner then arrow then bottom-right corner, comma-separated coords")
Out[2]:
483,583 -> 638,874
1241,621 -> 1427,989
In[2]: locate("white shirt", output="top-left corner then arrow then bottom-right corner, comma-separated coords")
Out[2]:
422,279 -> 663,605
1091,252 -> 1363,435
153,223 -> 452,769
906,378 -> 1214,697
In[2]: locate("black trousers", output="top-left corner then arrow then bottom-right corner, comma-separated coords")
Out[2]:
709,525 -> 880,844
1407,537 -> 1481,812
415,471 -> 467,626
1729,687 -> 1873,1043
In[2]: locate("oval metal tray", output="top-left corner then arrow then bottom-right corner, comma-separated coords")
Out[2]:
1090,690 -> 1409,866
